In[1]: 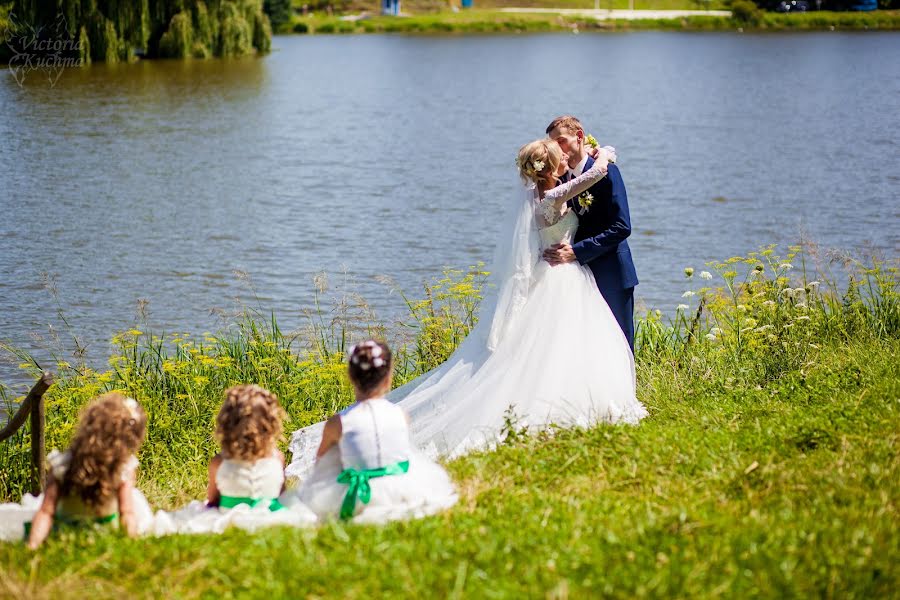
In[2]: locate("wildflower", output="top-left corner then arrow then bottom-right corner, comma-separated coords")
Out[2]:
700,271 -> 713,280
654,309 -> 662,318
193,376 -> 209,385
781,288 -> 794,298
795,315 -> 811,321
807,281 -> 820,290
767,334 -> 778,342
793,287 -> 806,296
56,361 -> 71,369
795,302 -> 807,310
809,343 -> 820,349
705,333 -> 717,341
755,325 -> 774,332
18,362 -> 32,370
762,300 -> 776,308
744,318 -> 758,328
779,263 -> 793,271
737,304 -> 748,311
677,304 -> 689,311
711,327 -> 723,335
126,329 -> 143,336
684,267 -> 694,278
783,323 -> 794,329
682,291 -> 695,298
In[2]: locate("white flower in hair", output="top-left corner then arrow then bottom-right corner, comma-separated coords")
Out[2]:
370,346 -> 383,358
532,160 -> 545,172
359,362 -> 371,371
124,397 -> 140,420
373,358 -> 384,368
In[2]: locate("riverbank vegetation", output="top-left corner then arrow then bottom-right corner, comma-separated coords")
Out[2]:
0,244 -> 897,596
285,8 -> 900,33
0,0 -> 272,63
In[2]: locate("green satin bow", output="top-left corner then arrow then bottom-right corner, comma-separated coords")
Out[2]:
337,460 -> 410,520
219,495 -> 284,511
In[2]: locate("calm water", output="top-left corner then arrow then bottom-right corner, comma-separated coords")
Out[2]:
1,32 -> 899,385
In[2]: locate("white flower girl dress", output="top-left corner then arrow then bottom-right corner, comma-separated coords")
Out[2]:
281,399 -> 457,524
153,452 -> 316,535
0,449 -> 155,541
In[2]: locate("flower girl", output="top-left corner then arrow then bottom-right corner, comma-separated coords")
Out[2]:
154,385 -> 315,534
0,393 -> 155,547
282,341 -> 458,523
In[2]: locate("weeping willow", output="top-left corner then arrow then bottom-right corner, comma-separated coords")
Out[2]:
8,0 -> 271,62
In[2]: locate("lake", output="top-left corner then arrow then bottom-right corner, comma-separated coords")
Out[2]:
1,31 -> 898,386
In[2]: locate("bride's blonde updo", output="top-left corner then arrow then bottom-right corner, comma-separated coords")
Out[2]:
516,139 -> 562,188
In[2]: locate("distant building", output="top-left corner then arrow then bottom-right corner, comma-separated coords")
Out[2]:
382,0 -> 401,15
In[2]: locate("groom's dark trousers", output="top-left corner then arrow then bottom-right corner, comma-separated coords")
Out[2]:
566,157 -> 638,352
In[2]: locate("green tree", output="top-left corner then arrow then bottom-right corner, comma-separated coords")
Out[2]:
4,0 -> 271,63
263,0 -> 292,32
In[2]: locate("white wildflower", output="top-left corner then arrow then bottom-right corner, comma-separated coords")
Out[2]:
737,304 -> 748,311
807,281 -> 821,290
793,287 -> 806,296
700,271 -> 713,280
755,324 -> 774,332
767,334 -> 778,342
682,291 -> 695,298
744,318 -> 758,328
711,327 -> 723,335
705,333 -> 717,341
795,315 -> 811,321
654,309 -> 662,318
779,263 -> 793,271
762,300 -> 776,308
795,302 -> 807,310
677,304 -> 689,311
781,288 -> 794,298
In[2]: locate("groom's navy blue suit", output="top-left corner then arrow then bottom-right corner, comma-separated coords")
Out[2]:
563,156 -> 638,351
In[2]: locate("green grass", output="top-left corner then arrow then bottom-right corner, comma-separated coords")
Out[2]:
0,245 -> 898,597
287,9 -> 900,33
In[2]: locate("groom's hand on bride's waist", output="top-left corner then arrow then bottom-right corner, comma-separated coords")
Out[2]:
543,244 -> 577,266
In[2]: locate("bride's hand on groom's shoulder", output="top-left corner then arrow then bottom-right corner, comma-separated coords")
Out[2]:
588,145 -> 616,164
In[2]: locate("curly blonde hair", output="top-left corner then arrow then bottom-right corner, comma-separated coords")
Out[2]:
60,393 -> 147,509
215,385 -> 285,461
516,139 -> 563,188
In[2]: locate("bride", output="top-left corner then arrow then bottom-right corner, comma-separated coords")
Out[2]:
287,140 -> 646,479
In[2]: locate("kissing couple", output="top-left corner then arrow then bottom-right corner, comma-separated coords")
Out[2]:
287,115 -> 647,480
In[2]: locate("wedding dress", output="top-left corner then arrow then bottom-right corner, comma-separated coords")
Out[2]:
286,152 -> 646,480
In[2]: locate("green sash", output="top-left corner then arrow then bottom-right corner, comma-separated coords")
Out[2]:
23,512 -> 118,538
337,460 -> 410,520
218,495 -> 284,512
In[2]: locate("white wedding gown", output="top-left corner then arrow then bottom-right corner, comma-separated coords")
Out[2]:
287,153 -> 646,480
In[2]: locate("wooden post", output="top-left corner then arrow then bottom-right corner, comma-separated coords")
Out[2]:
29,373 -> 49,494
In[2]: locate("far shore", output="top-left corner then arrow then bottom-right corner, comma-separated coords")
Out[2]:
283,8 -> 900,34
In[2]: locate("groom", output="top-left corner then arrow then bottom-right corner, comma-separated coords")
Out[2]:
543,115 -> 639,352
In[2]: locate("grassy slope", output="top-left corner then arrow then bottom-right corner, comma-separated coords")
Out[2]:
1,335 -> 896,598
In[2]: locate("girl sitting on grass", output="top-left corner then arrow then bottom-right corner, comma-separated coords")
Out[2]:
154,384 -> 315,534
0,393 -> 154,548
284,340 -> 457,523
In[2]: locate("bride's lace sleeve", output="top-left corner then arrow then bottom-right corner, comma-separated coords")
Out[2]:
544,157 -> 609,205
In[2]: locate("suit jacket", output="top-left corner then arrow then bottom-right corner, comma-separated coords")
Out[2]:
565,156 -> 639,291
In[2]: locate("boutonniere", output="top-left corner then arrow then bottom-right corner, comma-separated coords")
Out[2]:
576,191 -> 594,216
585,133 -> 599,149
